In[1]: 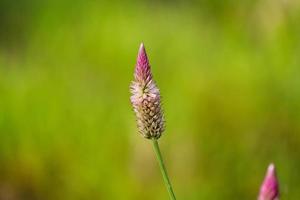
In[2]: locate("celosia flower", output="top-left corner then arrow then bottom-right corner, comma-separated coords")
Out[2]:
258,163 -> 279,200
130,43 -> 165,139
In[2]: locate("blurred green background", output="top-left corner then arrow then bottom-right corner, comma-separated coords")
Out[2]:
0,0 -> 300,199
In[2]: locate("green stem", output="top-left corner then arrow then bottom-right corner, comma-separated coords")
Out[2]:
152,139 -> 176,200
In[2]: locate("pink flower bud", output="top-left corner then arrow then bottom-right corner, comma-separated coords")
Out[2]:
258,163 -> 279,200
130,43 -> 165,139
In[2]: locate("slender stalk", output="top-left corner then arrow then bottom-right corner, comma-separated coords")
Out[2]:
152,139 -> 176,200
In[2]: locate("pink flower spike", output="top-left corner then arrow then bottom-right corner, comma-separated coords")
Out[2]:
258,163 -> 279,200
130,43 -> 165,139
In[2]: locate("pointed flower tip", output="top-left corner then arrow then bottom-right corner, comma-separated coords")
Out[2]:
258,163 -> 279,200
137,42 -> 148,66
267,163 -> 275,176
135,43 -> 151,81
139,42 -> 145,51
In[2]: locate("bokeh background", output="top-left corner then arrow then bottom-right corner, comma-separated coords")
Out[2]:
0,0 -> 300,199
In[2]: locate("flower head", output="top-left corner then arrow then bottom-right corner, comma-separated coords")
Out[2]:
130,43 -> 165,139
258,163 -> 279,200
